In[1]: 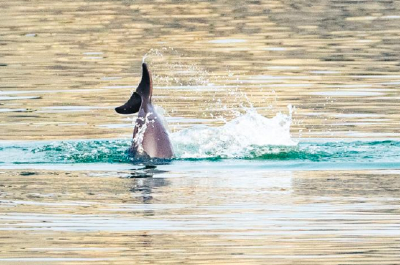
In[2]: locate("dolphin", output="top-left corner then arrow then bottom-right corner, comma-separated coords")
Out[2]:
115,63 -> 174,159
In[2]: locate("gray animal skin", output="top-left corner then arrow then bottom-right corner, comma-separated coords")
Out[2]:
115,63 -> 174,159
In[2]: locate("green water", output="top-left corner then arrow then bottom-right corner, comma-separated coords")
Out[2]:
1,139 -> 400,171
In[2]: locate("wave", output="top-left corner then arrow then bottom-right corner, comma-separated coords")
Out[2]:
1,139 -> 400,165
0,108 -> 399,166
171,108 -> 296,159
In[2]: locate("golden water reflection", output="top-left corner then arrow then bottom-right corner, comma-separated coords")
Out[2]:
1,0 -> 399,140
0,169 -> 399,264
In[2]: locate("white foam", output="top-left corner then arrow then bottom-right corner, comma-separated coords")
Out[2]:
171,107 -> 297,159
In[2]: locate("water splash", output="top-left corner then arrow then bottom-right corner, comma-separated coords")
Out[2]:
1,107 -> 296,163
141,48 -> 210,86
141,48 -> 275,125
1,108 -> 400,169
171,107 -> 296,159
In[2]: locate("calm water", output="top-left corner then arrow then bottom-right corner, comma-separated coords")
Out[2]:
1,0 -> 400,264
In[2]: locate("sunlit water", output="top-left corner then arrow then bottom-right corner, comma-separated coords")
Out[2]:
1,0 -> 400,264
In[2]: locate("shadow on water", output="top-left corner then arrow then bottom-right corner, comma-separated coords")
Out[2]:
122,166 -> 171,203
129,176 -> 170,204
123,165 -> 170,179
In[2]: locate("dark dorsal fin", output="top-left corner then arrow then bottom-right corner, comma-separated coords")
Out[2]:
115,63 -> 153,115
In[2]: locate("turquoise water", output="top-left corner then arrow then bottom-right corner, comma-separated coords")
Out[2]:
1,139 -> 399,171
1,110 -> 398,171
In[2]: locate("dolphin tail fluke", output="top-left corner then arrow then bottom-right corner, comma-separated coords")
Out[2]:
115,63 -> 153,114
137,63 -> 153,101
115,92 -> 142,114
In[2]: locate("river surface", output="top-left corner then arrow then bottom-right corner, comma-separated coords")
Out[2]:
1,0 -> 400,264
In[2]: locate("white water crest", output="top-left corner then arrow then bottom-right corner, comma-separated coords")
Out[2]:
171,106 -> 297,159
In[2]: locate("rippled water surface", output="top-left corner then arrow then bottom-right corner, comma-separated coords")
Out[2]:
1,0 -> 400,264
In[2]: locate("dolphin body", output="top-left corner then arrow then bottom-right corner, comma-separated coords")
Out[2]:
115,63 -> 174,159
